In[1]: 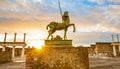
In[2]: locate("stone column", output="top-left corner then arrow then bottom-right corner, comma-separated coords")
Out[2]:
117,34 -> 119,42
4,33 -> 7,42
95,45 -> 98,56
113,45 -> 117,57
21,46 -> 25,57
2,33 -> 7,52
23,33 -> 26,42
117,34 -> 120,52
111,35 -> 117,56
14,33 -> 17,42
12,46 -> 15,58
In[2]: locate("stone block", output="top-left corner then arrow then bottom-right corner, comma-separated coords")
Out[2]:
26,46 -> 89,69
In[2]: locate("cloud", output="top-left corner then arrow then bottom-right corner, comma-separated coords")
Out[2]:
66,31 -> 115,46
88,0 -> 105,5
1,0 -> 120,33
32,0 -> 43,3
0,0 -> 9,6
0,0 -> 120,45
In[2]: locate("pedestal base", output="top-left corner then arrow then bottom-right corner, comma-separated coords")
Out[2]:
45,40 -> 72,46
26,46 -> 89,69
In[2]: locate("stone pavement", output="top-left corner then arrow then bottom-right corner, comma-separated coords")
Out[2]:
0,57 -> 25,69
89,57 -> 120,69
0,56 -> 120,69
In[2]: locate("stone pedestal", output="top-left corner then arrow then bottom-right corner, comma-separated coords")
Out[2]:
26,36 -> 89,69
45,40 -> 72,46
26,46 -> 89,69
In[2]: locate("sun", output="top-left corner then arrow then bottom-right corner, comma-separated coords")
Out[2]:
29,41 -> 44,50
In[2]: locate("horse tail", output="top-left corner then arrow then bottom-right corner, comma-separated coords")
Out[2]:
46,24 -> 50,30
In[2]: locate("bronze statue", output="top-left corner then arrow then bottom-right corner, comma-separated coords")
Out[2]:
46,11 -> 76,40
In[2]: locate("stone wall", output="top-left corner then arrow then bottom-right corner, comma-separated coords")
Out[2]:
26,46 -> 89,69
95,42 -> 113,57
0,51 -> 12,64
96,42 -> 113,52
88,44 -> 95,56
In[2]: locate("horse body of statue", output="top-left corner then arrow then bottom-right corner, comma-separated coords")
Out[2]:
46,11 -> 76,40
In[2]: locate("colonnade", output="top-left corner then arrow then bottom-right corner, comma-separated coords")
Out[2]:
1,33 -> 26,58
112,35 -> 120,57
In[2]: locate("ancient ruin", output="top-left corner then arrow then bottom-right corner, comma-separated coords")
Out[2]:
88,35 -> 120,57
0,33 -> 27,58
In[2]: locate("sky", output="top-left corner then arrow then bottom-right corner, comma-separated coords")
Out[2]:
0,0 -> 120,47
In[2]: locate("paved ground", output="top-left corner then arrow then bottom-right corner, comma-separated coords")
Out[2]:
0,57 -> 120,69
89,57 -> 120,69
0,62 -> 25,69
0,57 -> 25,69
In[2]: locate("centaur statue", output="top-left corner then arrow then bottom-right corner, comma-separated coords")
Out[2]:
46,0 -> 75,40
46,11 -> 76,40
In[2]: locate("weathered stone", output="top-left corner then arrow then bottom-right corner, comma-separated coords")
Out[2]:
89,42 -> 120,57
26,46 -> 89,69
0,51 -> 12,64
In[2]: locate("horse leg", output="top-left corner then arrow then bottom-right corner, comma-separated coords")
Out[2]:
48,30 -> 56,40
51,30 -> 56,39
47,34 -> 50,40
64,29 -> 67,40
68,24 -> 76,32
50,32 -> 53,40
47,30 -> 52,40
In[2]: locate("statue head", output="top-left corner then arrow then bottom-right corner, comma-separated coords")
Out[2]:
63,11 -> 68,16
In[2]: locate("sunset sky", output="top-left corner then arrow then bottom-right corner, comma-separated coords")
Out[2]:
0,0 -> 120,47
